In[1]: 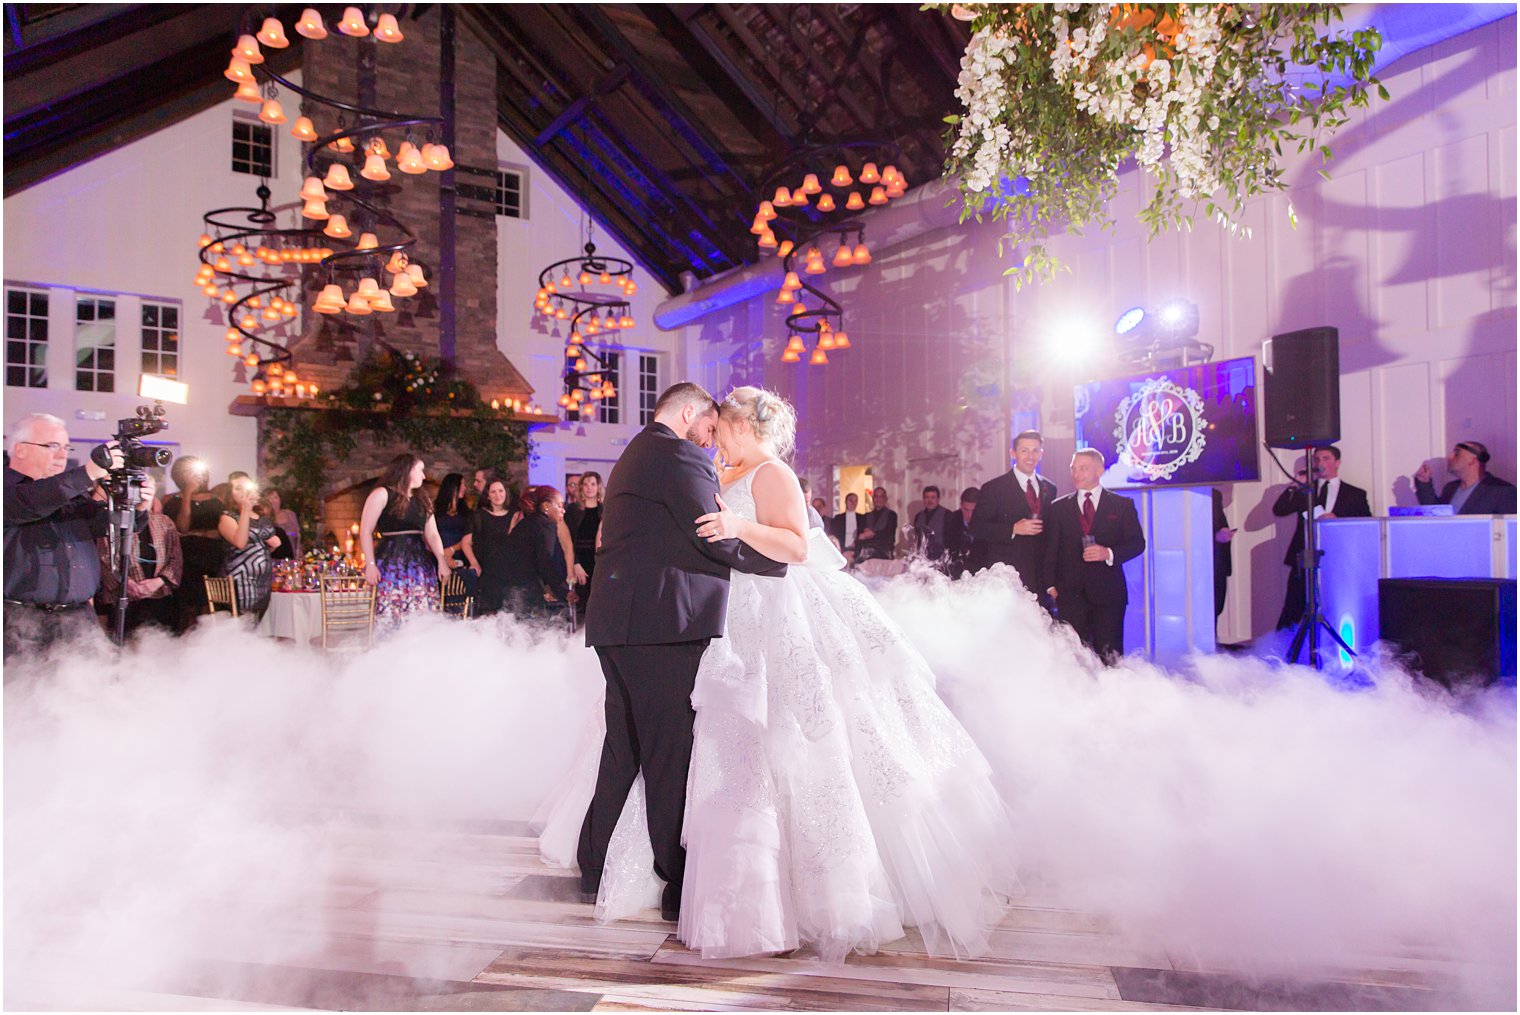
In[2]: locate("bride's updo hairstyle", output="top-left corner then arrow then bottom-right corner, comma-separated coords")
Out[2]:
720,386 -> 797,459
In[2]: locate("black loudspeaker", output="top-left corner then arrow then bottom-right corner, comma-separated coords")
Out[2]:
1379,578 -> 1517,687
1263,327 -> 1340,449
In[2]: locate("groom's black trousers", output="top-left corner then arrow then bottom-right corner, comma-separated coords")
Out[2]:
578,639 -> 710,903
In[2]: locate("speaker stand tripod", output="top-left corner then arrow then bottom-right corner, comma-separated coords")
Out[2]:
1285,446 -> 1357,669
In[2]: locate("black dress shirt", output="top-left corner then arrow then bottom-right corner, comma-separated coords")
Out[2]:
4,465 -> 142,605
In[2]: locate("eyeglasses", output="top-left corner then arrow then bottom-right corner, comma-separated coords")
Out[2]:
19,441 -> 75,454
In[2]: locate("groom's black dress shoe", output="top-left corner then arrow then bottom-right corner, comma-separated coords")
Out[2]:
660,884 -> 681,922
579,890 -> 598,906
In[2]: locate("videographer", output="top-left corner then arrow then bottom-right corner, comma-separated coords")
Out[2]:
4,412 -> 152,658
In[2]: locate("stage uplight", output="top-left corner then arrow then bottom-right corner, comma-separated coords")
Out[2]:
1115,306 -> 1145,335
1156,298 -> 1200,338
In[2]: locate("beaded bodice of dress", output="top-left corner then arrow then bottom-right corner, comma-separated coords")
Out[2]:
718,460 -> 773,524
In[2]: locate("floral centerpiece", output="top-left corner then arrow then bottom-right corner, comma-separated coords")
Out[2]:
931,3 -> 1387,286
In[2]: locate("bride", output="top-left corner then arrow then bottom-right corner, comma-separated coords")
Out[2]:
538,386 -> 1017,962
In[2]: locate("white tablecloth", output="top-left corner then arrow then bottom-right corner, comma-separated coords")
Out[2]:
256,591 -> 324,645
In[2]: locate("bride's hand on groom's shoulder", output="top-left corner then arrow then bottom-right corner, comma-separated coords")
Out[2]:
695,493 -> 744,542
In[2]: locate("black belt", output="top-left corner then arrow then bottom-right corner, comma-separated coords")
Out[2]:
5,599 -> 90,613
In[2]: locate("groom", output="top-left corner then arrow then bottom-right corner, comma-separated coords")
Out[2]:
578,382 -> 787,921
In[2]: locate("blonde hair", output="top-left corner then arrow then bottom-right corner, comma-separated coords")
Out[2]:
720,386 -> 797,460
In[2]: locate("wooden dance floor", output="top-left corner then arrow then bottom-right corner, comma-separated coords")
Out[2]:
8,818 -> 1507,1012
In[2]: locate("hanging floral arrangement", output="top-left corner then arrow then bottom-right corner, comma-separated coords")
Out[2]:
931,3 -> 1388,286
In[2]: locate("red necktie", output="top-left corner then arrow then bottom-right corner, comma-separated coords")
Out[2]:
1082,492 -> 1095,533
1024,477 -> 1041,516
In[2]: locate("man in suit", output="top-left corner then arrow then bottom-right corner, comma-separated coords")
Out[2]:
830,492 -> 866,560
1414,441 -> 1517,515
1272,445 -> 1372,632
942,486 -> 979,578
858,486 -> 898,561
1043,449 -> 1146,663
579,382 -> 786,922
972,430 -> 1058,606
909,485 -> 950,565
1212,487 -> 1234,625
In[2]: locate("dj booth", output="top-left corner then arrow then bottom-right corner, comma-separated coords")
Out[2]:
1112,491 -> 1516,683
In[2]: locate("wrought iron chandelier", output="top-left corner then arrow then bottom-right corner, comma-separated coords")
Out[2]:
533,222 -> 639,419
197,6 -> 449,399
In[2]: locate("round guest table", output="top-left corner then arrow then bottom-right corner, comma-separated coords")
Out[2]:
256,590 -> 324,645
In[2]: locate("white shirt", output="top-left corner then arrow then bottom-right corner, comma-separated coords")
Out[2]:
1314,478 -> 1341,517
843,512 -> 858,546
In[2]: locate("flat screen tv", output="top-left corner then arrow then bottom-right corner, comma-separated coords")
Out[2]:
1074,355 -> 1260,488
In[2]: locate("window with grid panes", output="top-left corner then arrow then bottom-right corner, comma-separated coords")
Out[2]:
232,117 -> 274,177
6,288 -> 49,388
638,353 -> 658,425
75,297 -> 116,392
597,352 -> 621,425
141,301 -> 180,378
494,168 -> 523,218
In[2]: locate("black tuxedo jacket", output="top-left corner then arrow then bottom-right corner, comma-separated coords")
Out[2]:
1416,473 -> 1518,515
971,470 -> 1058,581
829,510 -> 867,552
585,422 -> 785,647
1042,488 -> 1146,607
1272,480 -> 1372,566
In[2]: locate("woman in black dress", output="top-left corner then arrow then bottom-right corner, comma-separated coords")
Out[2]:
500,485 -> 570,622
462,475 -> 514,615
433,472 -> 476,601
217,476 -> 280,621
163,455 -> 226,630
570,471 -> 601,614
358,454 -> 453,626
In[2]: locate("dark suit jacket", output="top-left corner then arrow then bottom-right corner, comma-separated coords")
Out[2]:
860,508 -> 898,558
910,505 -> 951,560
1272,480 -> 1372,566
1212,488 -> 1231,579
943,510 -> 976,574
829,511 -> 867,552
585,422 -> 785,647
971,470 -> 1057,583
1416,473 -> 1518,515
1042,488 -> 1146,607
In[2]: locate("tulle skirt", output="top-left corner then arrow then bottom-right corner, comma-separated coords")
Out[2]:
536,529 -> 1019,961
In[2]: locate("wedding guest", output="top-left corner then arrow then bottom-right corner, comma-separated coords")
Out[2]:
799,478 -> 825,531
858,485 -> 898,560
1272,446 -> 1370,631
163,455 -> 226,631
565,473 -> 583,510
973,430 -> 1057,605
359,454 -> 453,625
830,492 -> 865,558
501,485 -> 570,621
811,496 -> 829,521
943,486 -> 979,577
570,472 -> 602,612
218,475 -> 280,622
909,485 -> 950,564
96,478 -> 183,636
1415,441 -> 1517,515
265,488 -> 301,559
434,473 -> 477,603
1043,449 -> 1146,663
464,475 -> 515,615
470,467 -> 491,510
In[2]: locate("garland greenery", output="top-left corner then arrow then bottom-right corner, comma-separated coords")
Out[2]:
931,3 -> 1386,287
261,349 -> 532,541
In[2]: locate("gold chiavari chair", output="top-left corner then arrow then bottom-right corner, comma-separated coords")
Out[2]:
438,571 -> 474,618
320,574 -> 376,651
203,576 -> 240,617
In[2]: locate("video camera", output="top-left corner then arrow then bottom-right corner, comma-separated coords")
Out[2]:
91,403 -> 173,501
